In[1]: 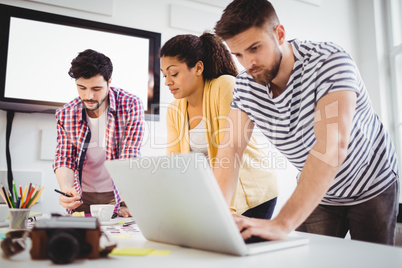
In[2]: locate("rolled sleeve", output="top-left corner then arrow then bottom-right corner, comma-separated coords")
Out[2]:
53,119 -> 77,172
120,96 -> 144,159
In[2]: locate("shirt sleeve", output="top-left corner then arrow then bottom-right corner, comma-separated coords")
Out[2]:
53,115 -> 77,172
213,76 -> 235,145
215,76 -> 234,117
230,75 -> 247,114
315,52 -> 360,102
166,102 -> 184,154
119,96 -> 144,159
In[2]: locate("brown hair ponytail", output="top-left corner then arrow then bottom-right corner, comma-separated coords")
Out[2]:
160,31 -> 238,81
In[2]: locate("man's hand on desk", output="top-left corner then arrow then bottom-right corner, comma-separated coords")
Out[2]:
58,188 -> 82,210
233,214 -> 289,241
118,206 -> 132,218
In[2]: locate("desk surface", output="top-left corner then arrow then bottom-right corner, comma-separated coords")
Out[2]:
1,219 -> 402,268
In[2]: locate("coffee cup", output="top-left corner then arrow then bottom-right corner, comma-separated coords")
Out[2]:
90,204 -> 114,222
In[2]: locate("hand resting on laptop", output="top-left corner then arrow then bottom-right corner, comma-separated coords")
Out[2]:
244,236 -> 269,244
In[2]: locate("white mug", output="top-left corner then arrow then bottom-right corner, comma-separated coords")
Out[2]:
90,204 -> 114,222
0,204 -> 9,222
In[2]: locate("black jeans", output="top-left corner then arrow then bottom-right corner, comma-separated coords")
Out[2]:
242,197 -> 277,220
297,180 -> 399,245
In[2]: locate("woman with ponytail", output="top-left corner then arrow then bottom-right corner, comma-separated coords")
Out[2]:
160,32 -> 278,219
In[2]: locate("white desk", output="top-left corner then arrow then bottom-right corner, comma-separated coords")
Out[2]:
1,222 -> 402,268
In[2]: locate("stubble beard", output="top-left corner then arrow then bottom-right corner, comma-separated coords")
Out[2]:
248,49 -> 283,86
83,95 -> 108,111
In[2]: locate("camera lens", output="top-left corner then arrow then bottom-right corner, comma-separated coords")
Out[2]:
47,231 -> 80,264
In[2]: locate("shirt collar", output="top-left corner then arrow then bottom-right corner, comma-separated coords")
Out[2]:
108,87 -> 117,113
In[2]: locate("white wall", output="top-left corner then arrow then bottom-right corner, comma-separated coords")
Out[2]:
0,0 -> 383,215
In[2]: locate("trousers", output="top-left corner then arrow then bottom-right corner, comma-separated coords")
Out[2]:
296,180 -> 399,245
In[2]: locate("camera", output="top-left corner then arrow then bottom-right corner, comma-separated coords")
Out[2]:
30,216 -> 102,264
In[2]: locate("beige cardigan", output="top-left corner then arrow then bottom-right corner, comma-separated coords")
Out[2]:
166,75 -> 278,214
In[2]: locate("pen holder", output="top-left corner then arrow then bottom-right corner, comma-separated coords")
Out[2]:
8,208 -> 30,230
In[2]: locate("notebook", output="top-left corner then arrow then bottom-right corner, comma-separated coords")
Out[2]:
104,153 -> 308,256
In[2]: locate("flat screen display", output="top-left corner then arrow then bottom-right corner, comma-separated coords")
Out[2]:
0,4 -> 161,120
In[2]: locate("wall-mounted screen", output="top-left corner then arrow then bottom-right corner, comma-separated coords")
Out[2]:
0,4 -> 161,120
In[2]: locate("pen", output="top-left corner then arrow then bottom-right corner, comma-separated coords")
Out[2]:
123,220 -> 136,227
54,189 -> 73,197
54,189 -> 82,202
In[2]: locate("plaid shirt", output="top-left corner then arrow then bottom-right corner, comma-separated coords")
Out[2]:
53,87 -> 144,214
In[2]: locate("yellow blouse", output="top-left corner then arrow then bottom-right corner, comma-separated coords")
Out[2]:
166,75 -> 278,214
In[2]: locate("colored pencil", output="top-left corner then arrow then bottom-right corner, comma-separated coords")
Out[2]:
0,182 -> 45,208
21,185 -> 28,207
27,183 -> 32,199
1,184 -> 10,207
0,187 -> 6,202
29,185 -> 45,208
0,186 -> 10,208
22,185 -> 35,208
26,187 -> 39,208
12,180 -> 18,203
7,189 -> 15,208
15,197 -> 21,208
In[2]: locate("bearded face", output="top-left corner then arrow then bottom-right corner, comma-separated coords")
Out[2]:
247,44 -> 282,86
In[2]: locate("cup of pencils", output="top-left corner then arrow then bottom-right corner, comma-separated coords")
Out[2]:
8,208 -> 30,230
0,181 -> 44,230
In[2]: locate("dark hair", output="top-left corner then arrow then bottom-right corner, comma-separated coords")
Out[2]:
159,32 -> 238,80
68,49 -> 113,81
214,0 -> 279,40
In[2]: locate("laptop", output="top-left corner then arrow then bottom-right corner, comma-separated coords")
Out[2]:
105,153 -> 308,256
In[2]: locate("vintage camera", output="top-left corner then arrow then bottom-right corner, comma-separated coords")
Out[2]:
30,216 -> 102,264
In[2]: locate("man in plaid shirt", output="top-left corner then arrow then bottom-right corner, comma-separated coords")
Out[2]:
53,49 -> 144,217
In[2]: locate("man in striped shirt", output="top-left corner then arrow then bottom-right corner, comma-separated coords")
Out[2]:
213,0 -> 399,245
53,49 -> 144,217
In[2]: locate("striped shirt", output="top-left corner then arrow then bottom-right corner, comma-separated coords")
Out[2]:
231,39 -> 398,205
53,87 -> 145,213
